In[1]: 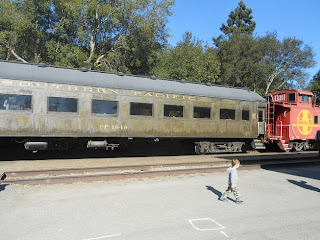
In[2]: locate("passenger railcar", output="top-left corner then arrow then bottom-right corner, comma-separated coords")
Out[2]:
0,61 -> 267,154
266,89 -> 320,151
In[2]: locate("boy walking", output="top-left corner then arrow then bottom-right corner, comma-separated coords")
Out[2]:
219,159 -> 244,204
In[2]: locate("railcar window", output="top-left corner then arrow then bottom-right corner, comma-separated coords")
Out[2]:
258,110 -> 264,122
164,105 -> 184,117
92,100 -> 118,115
0,94 -> 31,110
314,116 -> 318,124
288,93 -> 296,102
194,107 -> 211,119
130,102 -> 153,116
220,109 -> 235,120
300,95 -> 310,103
242,110 -> 250,121
48,97 -> 78,113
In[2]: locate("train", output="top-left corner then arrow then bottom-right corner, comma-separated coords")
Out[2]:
0,60 -> 267,154
265,89 -> 320,151
1,60 -> 319,155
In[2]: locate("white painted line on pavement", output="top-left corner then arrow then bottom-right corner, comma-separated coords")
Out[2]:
81,233 -> 122,240
189,218 -> 225,231
221,231 -> 229,238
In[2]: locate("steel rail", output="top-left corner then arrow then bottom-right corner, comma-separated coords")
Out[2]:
1,157 -> 319,185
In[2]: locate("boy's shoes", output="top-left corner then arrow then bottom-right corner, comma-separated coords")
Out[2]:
219,197 -> 227,202
236,200 -> 244,204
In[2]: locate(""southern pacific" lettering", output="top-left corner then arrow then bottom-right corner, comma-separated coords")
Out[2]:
1,79 -> 197,101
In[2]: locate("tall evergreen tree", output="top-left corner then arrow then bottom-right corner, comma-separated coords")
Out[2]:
213,0 -> 256,46
213,1 -> 259,90
221,0 -> 256,35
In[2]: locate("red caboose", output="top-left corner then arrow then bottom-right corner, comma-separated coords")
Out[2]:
266,89 -> 320,151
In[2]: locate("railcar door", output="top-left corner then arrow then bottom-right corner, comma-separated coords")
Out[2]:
258,107 -> 266,136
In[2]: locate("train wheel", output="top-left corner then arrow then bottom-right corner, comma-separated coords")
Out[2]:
292,142 -> 303,152
195,144 -> 201,154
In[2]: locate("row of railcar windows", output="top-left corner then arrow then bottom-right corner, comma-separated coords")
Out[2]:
1,94 -> 252,121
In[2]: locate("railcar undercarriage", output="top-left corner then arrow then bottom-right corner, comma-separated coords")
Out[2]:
1,137 -> 263,157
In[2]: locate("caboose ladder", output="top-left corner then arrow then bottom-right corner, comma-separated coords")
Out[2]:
267,102 -> 276,137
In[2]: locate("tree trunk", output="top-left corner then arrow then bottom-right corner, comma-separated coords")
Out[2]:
84,35 -> 95,64
5,43 -> 28,63
265,69 -> 282,95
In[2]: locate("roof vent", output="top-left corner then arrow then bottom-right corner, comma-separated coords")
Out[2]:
180,79 -> 186,83
80,67 -> 88,72
206,82 -> 212,86
150,75 -> 157,80
118,72 -> 125,76
37,62 -> 47,68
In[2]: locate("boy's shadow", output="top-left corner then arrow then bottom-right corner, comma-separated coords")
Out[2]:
206,185 -> 236,203
0,184 -> 8,192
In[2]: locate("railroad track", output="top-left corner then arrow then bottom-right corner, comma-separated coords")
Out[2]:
1,154 -> 319,185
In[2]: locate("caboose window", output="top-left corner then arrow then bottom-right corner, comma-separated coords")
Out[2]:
220,109 -> 235,120
242,110 -> 250,121
300,95 -> 309,103
0,94 -> 31,111
92,100 -> 118,115
315,116 -> 318,124
194,107 -> 211,119
48,97 -> 78,113
164,105 -> 184,117
288,93 -> 296,102
130,102 -> 153,116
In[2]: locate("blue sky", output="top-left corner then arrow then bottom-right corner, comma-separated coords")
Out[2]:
167,0 -> 319,81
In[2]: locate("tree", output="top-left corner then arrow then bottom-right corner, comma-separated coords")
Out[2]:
213,1 -> 260,90
215,33 -> 266,90
213,0 -> 256,45
49,0 -> 173,74
0,0 -> 53,63
153,32 -> 220,83
0,0 -> 174,76
213,1 -> 315,95
310,70 -> 320,90
262,32 -> 316,94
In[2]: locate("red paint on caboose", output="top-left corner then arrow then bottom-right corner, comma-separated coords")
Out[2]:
266,89 -> 320,151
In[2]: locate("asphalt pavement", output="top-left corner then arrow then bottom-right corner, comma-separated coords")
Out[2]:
0,165 -> 319,240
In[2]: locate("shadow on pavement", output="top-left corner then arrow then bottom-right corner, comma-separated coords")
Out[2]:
262,164 -> 320,180
206,186 -> 222,199
287,180 -> 320,193
206,186 -> 238,203
0,184 -> 8,192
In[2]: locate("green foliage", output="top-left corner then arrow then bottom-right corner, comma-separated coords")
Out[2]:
46,40 -> 88,68
0,0 -> 316,97
153,32 -> 220,83
0,0 -> 174,76
213,0 -> 255,46
212,1 -> 315,95
261,32 -> 316,94
221,0 -> 255,35
311,70 -> 320,90
308,70 -> 320,103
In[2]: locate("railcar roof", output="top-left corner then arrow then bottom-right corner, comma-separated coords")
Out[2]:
0,61 -> 266,102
